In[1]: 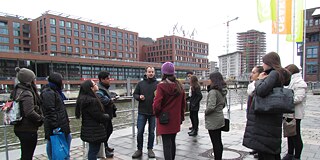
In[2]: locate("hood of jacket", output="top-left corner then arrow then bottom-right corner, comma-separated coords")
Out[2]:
160,80 -> 182,97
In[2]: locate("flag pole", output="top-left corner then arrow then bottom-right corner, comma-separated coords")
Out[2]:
292,0 -> 296,64
277,0 -> 280,53
302,0 -> 306,80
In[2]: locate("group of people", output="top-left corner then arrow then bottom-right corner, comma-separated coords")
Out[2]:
10,51 -> 307,160
243,52 -> 307,160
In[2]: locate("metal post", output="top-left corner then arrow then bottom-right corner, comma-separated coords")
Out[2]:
132,97 -> 135,137
4,125 -> 9,160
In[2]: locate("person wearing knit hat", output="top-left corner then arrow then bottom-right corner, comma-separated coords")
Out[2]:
15,67 -> 36,84
161,62 -> 175,75
40,72 -> 71,159
153,61 -> 186,160
12,67 -> 44,160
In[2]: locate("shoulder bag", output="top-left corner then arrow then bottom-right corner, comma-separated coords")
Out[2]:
254,87 -> 294,114
283,114 -> 297,137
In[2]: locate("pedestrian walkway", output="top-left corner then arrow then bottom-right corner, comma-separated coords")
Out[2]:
2,93 -> 320,160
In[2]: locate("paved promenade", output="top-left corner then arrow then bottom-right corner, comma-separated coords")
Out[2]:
2,92 -> 320,160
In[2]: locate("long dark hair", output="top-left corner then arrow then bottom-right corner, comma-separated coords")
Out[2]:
161,74 -> 183,94
190,75 -> 200,91
75,80 -> 104,118
209,71 -> 226,92
262,52 -> 289,84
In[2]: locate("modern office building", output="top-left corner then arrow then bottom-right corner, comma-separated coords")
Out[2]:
142,35 -> 209,78
304,7 -> 320,82
0,11 -> 208,87
237,30 -> 266,76
218,51 -> 242,80
208,61 -> 218,75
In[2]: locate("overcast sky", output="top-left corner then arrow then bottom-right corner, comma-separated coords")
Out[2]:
1,0 -> 319,67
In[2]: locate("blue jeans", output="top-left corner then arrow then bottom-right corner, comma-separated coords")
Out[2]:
88,142 -> 101,160
47,133 -> 72,160
137,113 -> 156,150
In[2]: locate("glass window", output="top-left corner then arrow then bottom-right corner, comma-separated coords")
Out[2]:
13,38 -> 20,44
101,28 -> 105,34
0,36 -> 9,43
13,30 -> 20,36
88,48 -> 93,54
306,62 -> 318,74
51,44 -> 57,51
13,22 -> 20,28
66,38 -> 71,44
112,37 -> 117,43
0,28 -> 9,35
0,45 -> 9,51
82,40 -> 86,46
60,45 -> 66,51
88,41 -> 93,47
118,32 -> 122,38
118,52 -> 123,58
94,49 -> 99,55
66,22 -> 72,28
67,46 -> 72,53
87,25 -> 92,32
100,50 -> 105,55
59,20 -> 65,27
50,27 -> 56,34
50,36 -> 57,42
74,31 -> 79,37
81,32 -> 86,38
75,47 -> 80,53
60,29 -> 65,35
112,30 -> 117,36
82,48 -> 87,54
124,33 -> 128,39
94,42 -> 100,48
60,37 -> 65,44
106,29 -> 110,35
101,43 -> 105,49
306,46 -> 318,58
73,23 -> 79,29
66,30 -> 72,36
14,46 -> 20,51
74,39 -> 79,45
87,33 -> 93,39
94,27 -> 99,33
80,24 -> 85,31
118,39 -> 123,44
94,34 -> 99,40
50,18 -> 56,25
101,36 -> 105,41
106,36 -> 110,42
112,44 -> 116,50
118,45 -> 123,51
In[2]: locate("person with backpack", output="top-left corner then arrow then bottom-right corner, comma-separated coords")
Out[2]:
12,67 -> 44,160
40,72 -> 71,160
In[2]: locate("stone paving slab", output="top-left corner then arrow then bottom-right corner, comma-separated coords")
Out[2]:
2,93 -> 320,160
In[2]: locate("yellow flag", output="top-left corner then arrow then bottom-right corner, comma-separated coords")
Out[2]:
257,0 -> 272,22
272,0 -> 292,34
286,0 -> 304,42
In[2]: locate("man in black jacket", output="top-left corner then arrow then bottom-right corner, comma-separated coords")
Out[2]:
132,66 -> 158,158
96,71 -> 116,158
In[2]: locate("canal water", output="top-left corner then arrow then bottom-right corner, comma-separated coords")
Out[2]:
0,88 -> 247,152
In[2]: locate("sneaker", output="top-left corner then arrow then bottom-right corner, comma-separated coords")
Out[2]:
132,150 -> 142,158
282,154 -> 294,160
148,149 -> 155,158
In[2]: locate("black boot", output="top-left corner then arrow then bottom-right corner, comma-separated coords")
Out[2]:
188,129 -> 194,134
188,129 -> 198,136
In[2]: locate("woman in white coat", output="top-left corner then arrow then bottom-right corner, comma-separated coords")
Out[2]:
282,64 -> 307,160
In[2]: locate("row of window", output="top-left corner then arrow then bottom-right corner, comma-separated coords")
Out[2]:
159,38 -> 208,49
306,18 -> 320,27
306,46 -> 318,58
48,18 -> 136,40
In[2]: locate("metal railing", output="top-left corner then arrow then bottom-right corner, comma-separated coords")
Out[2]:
0,96 -> 136,160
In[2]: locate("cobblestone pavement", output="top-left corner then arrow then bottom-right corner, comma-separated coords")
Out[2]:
2,92 -> 320,160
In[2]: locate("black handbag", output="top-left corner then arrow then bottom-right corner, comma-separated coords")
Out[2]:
221,118 -> 230,132
254,87 -> 294,114
159,112 -> 169,124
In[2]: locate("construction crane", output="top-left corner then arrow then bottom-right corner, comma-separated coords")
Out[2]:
224,17 -> 239,79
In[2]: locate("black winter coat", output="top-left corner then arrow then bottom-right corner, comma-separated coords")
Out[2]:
96,83 -> 116,118
78,94 -> 109,143
243,69 -> 291,154
40,85 -> 70,139
189,86 -> 202,111
133,76 -> 158,115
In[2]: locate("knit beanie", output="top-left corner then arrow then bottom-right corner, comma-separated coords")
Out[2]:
161,62 -> 175,75
15,67 -> 36,84
48,72 -> 63,89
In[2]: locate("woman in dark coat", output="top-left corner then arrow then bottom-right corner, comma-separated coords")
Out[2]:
75,80 -> 110,160
243,52 -> 291,160
12,67 -> 44,160
188,75 -> 203,136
